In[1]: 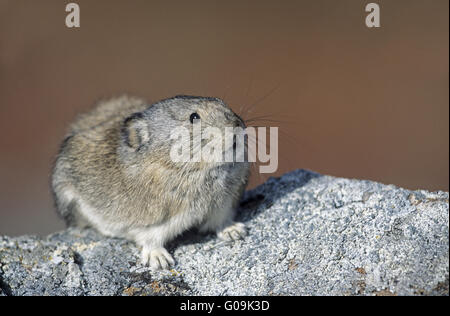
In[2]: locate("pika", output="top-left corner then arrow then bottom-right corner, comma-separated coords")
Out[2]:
51,95 -> 250,269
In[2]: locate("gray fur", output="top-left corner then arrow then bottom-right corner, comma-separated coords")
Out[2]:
51,95 -> 250,269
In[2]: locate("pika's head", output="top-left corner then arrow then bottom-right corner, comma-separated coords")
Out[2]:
119,95 -> 248,172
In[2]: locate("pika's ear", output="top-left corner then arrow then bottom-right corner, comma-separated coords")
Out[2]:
121,112 -> 150,150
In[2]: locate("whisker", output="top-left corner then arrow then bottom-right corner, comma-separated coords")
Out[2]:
245,118 -> 296,125
245,125 -> 302,177
240,82 -> 282,118
246,123 -> 316,154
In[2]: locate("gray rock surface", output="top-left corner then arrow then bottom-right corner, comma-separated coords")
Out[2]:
0,169 -> 448,296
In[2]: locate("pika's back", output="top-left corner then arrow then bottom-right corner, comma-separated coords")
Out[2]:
55,95 -> 150,194
70,95 -> 148,136
51,96 -> 150,223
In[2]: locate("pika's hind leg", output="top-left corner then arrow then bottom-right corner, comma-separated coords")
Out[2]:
53,186 -> 91,228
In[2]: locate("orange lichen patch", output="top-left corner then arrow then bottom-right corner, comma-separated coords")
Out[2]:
288,259 -> 298,271
123,286 -> 141,296
355,267 -> 366,275
151,281 -> 162,293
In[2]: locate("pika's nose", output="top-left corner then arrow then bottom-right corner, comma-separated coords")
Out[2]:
225,111 -> 245,128
235,115 -> 246,128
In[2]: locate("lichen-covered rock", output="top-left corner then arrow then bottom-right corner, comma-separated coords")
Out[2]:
0,170 -> 448,296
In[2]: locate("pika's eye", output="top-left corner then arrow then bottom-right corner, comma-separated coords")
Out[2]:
189,112 -> 200,124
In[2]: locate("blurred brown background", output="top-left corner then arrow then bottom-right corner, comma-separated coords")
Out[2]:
0,0 -> 448,236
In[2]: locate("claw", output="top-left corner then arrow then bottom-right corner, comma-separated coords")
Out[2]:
141,247 -> 175,270
218,222 -> 247,241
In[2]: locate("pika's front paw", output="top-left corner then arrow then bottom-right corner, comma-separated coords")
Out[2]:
217,222 -> 246,241
141,247 -> 175,270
